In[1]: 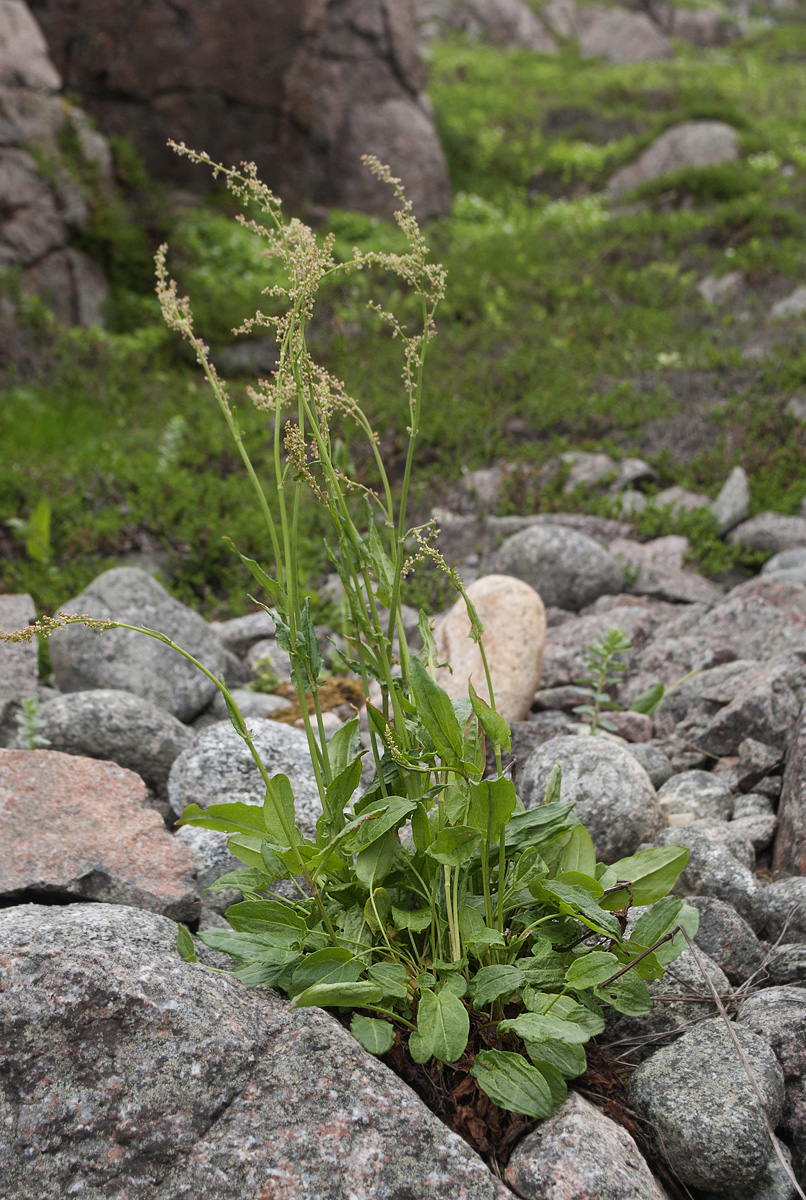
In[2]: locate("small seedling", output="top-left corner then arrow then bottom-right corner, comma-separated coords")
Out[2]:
15,697 -> 51,749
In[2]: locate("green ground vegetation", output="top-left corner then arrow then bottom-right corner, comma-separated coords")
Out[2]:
4,3 -> 806,619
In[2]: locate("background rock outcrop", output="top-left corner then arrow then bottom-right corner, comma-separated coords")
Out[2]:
27,0 -> 451,219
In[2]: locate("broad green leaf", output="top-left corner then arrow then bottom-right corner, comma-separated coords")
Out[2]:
470,1051 -> 554,1118
469,965 -> 526,1008
391,904 -> 433,933
176,924 -> 197,963
351,1014 -> 395,1056
503,803 -> 576,852
425,825 -> 482,867
261,843 -> 290,880
459,906 -> 506,952
324,756 -> 363,832
178,801 -> 267,836
337,905 -> 372,962
466,777 -> 517,837
289,948 -> 363,997
232,959 -> 299,988
559,824 -> 596,877
630,682 -> 665,716
418,609 -> 441,674
599,846 -> 690,910
292,980 -> 384,1008
343,796 -> 416,853
368,962 -> 410,1001
565,950 -> 620,990
629,897 -> 699,967
528,1059 -> 567,1107
523,991 -> 605,1038
468,681 -> 511,754
553,870 -> 604,897
364,887 -> 392,933
26,496 -> 51,564
204,867 -> 271,894
408,1031 -> 431,1064
410,802 -> 433,851
542,765 -> 562,805
326,718 -> 361,777
197,929 -> 300,964
354,828 -> 400,888
537,880 -> 621,939
498,1011 -> 592,1045
438,974 -> 468,999
524,1039 -> 587,1079
263,774 -> 300,849
595,970 -> 653,1016
417,988 -> 470,1063
225,899 -> 307,943
409,656 -> 464,763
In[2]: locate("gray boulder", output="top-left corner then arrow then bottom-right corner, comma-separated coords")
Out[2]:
711,466 -> 750,535
687,896 -> 766,985
656,770 -> 734,822
627,1018 -> 785,1192
765,944 -> 806,987
624,743 -> 674,789
684,819 -> 756,874
579,7 -> 671,65
609,535 -> 724,605
655,828 -> 767,931
49,568 -> 230,721
0,592 -> 37,741
520,735 -> 663,861
209,609 -> 276,652
728,514 -> 806,555
764,877 -> 806,945
762,549 -> 806,576
0,904 -> 508,1200
487,524 -> 624,611
32,688 -> 194,796
608,120 -> 739,196
168,718 -> 323,837
417,0 -> 557,51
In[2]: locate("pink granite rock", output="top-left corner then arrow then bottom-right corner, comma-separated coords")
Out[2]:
0,749 -> 200,919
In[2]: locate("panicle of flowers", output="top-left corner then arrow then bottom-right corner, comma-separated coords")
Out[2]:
0,612 -> 116,643
284,420 -> 328,508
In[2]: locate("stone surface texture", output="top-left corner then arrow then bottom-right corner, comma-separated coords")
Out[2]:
609,535 -> 724,605
608,120 -> 739,196
435,574 -> 546,723
33,688 -> 194,796
0,749 -> 200,919
579,7 -> 672,64
519,735 -> 663,861
504,1090 -> 669,1199
0,903 -> 510,1200
711,465 -> 750,535
774,708 -> 806,875
764,877 -> 806,945
28,0 -> 451,220
417,0 -> 557,51
655,827 -> 767,931
49,567 -> 230,721
728,514 -> 806,555
687,895 -> 765,985
487,524 -> 624,611
627,1018 -> 785,1191
0,592 -> 37,736
656,769 -> 734,822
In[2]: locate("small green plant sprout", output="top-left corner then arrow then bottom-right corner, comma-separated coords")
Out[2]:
15,697 -> 51,749
5,496 -> 51,565
573,628 -> 631,733
0,157 -> 697,1129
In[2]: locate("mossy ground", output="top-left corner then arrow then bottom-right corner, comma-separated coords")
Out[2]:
4,3 -> 806,619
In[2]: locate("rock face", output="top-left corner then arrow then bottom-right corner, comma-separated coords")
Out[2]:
519,735 -> 663,861
608,120 -> 739,196
774,709 -> 806,875
33,688 -> 195,797
28,0 -> 451,220
49,567 -> 230,721
0,749 -> 200,919
0,903 -> 509,1200
504,1090 -> 669,1200
627,1019 -> 785,1192
435,574 -> 546,724
0,0 -> 110,323
0,592 -> 37,739
488,524 -> 625,611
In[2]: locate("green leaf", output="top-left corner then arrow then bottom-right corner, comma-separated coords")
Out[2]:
559,824 -> 597,877
229,545 -> 286,610
629,896 -> 699,966
522,991 -> 605,1038
197,929 -> 300,964
466,777 -> 517,837
336,905 -> 372,961
289,948 -> 363,997
410,802 -> 433,851
292,980 -> 384,1008
595,970 -> 653,1016
459,906 -> 506,952
263,774 -> 300,848
425,825 -> 482,867
351,1013 -> 395,1056
469,965 -> 526,1008
176,923 -> 197,963
470,1051 -> 554,1118
368,962 -> 410,1002
204,867 -> 271,894
391,904 -> 433,933
355,827 -> 400,888
327,718 -> 361,777
468,681 -> 511,754
26,496 -> 50,564
542,764 -> 562,805
537,880 -> 621,939
178,801 -> 268,837
409,656 -> 464,763
298,597 -> 324,691
524,1039 -> 587,1079
564,950 -> 620,990
630,682 -> 665,716
364,887 -> 392,934
407,1031 -> 431,1064
498,1011 -> 592,1045
528,1059 -> 567,1107
342,796 -> 416,853
232,959 -> 299,988
324,756 -> 363,834
224,899 -> 307,944
418,609 -> 441,675
220,685 -> 250,741
417,988 -> 470,1063
599,846 -> 690,910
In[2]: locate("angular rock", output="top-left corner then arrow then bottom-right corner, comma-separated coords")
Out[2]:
0,749 -> 200,920
711,466 -> 750,535
762,549 -> 806,576
624,743 -> 674,789
487,525 -> 624,612
734,793 -> 776,818
609,536 -> 724,605
560,450 -> 656,495
435,574 -> 546,724
504,1090 -> 669,1199
606,709 -> 653,743
520,735 -> 663,861
579,7 -> 672,65
540,601 -> 671,689
696,656 -> 806,757
687,896 -> 766,985
655,828 -> 767,931
32,688 -> 194,797
737,986 -> 806,1085
168,718 -> 322,837
0,592 -> 37,737
764,877 -> 806,945
656,770 -> 734,822
608,121 -> 739,196
770,287 -> 806,321
738,739 -> 785,792
728,514 -> 806,555
0,903 -> 509,1200
684,584 -> 806,663
627,1018 -> 785,1192
765,944 -> 806,987
49,567 -> 230,721
21,244 -> 108,325
684,819 -> 756,874
774,709 -> 806,875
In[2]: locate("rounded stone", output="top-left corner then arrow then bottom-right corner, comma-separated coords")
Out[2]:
519,735 -> 663,861
624,743 -> 674,789
764,877 -> 806,945
487,524 -> 625,612
657,770 -> 734,822
435,573 -> 546,724
687,895 -> 765,985
655,828 -> 767,931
